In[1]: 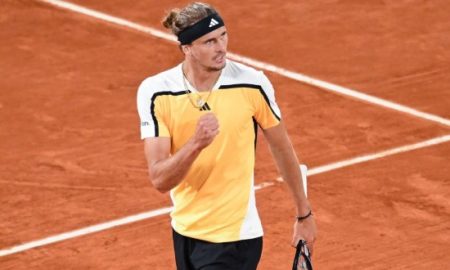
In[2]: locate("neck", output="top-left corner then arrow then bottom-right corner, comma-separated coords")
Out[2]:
182,61 -> 222,92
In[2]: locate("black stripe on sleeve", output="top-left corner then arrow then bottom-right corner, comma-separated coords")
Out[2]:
252,117 -> 259,149
219,84 -> 281,121
149,91 -> 188,137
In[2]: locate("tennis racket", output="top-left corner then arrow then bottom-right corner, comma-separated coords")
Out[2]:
292,239 -> 313,270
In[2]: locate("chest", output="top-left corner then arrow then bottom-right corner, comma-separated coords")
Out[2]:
167,90 -> 254,139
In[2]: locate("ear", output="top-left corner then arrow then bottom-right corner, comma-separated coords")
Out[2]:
181,45 -> 191,55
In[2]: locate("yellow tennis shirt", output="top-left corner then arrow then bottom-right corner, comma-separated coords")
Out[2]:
137,60 -> 281,242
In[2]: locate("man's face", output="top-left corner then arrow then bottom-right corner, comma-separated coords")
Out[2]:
184,26 -> 228,71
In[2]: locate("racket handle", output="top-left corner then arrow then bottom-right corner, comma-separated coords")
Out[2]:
292,240 -> 313,270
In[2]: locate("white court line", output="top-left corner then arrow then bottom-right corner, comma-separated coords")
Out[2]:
1,134 -> 449,257
36,0 -> 450,127
0,207 -> 174,257
278,134 -> 450,180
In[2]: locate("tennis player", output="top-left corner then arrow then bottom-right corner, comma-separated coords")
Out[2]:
137,2 -> 317,269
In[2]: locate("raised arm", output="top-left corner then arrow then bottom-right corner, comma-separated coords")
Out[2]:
143,113 -> 219,193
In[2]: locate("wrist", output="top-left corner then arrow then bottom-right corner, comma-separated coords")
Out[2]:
295,200 -> 311,217
188,137 -> 203,153
296,209 -> 313,222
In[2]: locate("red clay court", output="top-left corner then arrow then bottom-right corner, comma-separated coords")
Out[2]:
1,0 -> 450,269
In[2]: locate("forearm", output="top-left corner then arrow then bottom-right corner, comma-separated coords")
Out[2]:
270,144 -> 310,215
148,138 -> 201,193
271,143 -> 318,252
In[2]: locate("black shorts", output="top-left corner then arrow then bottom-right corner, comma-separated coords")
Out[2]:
172,229 -> 263,270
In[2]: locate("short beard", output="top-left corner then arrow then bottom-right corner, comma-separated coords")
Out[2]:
206,62 -> 226,72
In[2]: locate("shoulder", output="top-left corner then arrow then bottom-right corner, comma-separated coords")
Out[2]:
223,60 -> 264,80
221,60 -> 273,92
221,60 -> 271,87
137,64 -> 183,98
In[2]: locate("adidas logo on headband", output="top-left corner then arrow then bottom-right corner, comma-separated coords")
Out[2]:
209,18 -> 219,27
178,14 -> 225,44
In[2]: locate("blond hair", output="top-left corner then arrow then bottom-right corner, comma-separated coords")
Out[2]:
162,2 -> 219,36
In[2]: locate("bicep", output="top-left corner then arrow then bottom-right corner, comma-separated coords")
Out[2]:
262,121 -> 291,150
144,137 -> 171,168
137,79 -> 170,139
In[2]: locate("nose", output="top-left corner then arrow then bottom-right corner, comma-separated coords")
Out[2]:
215,38 -> 227,53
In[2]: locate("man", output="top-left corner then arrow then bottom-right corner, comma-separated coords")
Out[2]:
137,2 -> 317,269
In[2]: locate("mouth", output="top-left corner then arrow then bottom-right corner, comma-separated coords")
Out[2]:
214,54 -> 226,63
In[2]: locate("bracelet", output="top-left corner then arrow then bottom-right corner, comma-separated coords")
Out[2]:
296,210 -> 312,222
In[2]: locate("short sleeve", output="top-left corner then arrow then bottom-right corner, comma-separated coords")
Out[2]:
253,72 -> 282,129
136,79 -> 170,139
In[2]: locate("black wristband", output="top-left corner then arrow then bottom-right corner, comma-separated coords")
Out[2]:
296,210 -> 312,222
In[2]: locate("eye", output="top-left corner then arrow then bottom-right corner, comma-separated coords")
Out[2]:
218,32 -> 227,41
205,39 -> 215,46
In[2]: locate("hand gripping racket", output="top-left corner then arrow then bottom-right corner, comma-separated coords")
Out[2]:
292,239 -> 313,270
292,165 -> 313,270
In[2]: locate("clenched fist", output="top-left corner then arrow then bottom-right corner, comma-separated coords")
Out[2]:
192,113 -> 220,150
